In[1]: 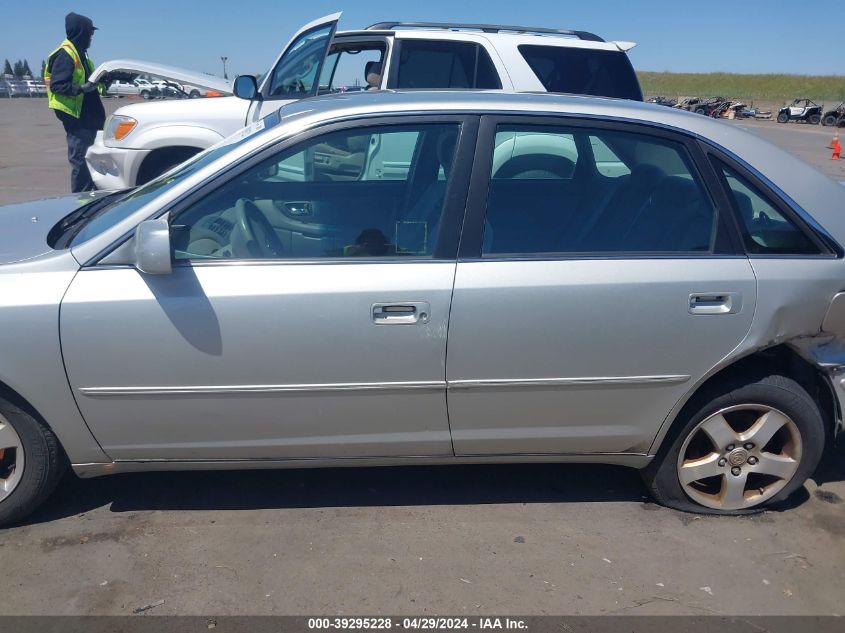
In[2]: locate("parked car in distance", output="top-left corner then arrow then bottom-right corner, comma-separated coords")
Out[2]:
1,90 -> 844,525
5,79 -> 30,98
106,79 -> 142,97
134,78 -> 160,99
0,81 -> 9,98
22,79 -> 47,97
85,12 -> 642,189
777,98 -> 822,124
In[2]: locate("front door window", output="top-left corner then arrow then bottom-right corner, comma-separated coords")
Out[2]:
171,123 -> 461,260
267,23 -> 335,97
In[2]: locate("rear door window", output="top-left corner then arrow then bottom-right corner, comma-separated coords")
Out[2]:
481,124 -> 716,256
394,40 -> 502,89
518,45 -> 642,100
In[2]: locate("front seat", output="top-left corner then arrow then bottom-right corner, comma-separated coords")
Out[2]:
365,61 -> 382,90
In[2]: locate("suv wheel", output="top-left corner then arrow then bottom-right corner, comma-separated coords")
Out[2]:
137,148 -> 200,185
777,112 -> 790,123
643,374 -> 825,514
823,114 -> 838,127
809,113 -> 822,125
0,399 -> 65,526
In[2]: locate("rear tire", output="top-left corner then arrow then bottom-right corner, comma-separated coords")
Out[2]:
0,398 -> 66,526
809,114 -> 821,125
642,374 -> 825,515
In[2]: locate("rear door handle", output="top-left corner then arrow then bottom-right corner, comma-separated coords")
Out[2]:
689,292 -> 742,315
372,302 -> 430,325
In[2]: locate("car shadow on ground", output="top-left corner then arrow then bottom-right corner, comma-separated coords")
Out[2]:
18,440 -> 845,526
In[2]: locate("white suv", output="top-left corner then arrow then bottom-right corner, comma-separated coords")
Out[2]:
86,13 -> 641,189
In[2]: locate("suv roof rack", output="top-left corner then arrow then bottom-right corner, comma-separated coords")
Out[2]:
365,21 -> 605,42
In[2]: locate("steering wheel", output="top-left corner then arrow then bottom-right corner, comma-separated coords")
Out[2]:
231,198 -> 285,258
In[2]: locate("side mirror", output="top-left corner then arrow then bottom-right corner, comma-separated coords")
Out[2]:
134,217 -> 172,275
233,75 -> 260,101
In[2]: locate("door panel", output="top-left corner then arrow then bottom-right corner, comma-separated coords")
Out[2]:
446,259 -> 756,455
61,263 -> 455,460
445,117 -> 757,456
247,13 -> 340,124
62,118 -> 473,461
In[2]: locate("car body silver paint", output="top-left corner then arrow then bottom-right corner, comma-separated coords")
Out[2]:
647,256 -> 845,453
71,452 -> 653,479
447,258 -> 757,455
0,194 -> 103,264
60,262 -> 455,460
0,252 -> 109,463
0,91 -> 843,473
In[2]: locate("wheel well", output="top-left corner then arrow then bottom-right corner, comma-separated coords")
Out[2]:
0,378 -> 65,454
658,345 -> 837,452
137,146 -> 202,185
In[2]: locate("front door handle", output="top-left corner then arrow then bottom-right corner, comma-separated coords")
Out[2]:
283,201 -> 313,217
372,302 -> 430,325
689,292 -> 742,315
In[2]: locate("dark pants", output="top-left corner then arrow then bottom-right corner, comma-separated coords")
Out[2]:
64,126 -> 97,193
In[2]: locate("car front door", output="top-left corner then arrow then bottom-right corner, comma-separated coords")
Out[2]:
246,13 -> 341,125
445,116 -> 757,456
60,116 -> 476,460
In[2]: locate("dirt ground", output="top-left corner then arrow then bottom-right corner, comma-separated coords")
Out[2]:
0,97 -> 843,617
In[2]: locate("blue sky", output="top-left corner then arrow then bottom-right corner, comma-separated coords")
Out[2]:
2,1 -> 839,77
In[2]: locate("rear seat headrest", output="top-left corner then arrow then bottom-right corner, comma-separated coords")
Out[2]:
628,163 -> 666,190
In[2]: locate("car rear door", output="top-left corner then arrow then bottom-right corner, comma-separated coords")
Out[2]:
246,13 -> 341,124
445,115 -> 757,456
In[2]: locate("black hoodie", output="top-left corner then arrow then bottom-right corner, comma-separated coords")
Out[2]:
47,12 -> 105,131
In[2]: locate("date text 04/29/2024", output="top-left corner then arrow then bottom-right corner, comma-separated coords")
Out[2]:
307,618 -> 528,630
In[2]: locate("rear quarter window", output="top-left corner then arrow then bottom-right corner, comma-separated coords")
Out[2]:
518,44 -> 642,101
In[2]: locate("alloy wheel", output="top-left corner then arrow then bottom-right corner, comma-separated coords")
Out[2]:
677,404 -> 802,510
0,413 -> 24,503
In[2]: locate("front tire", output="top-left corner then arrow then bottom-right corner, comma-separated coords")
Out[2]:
0,398 -> 66,526
777,112 -> 789,123
643,374 -> 825,514
823,115 -> 837,127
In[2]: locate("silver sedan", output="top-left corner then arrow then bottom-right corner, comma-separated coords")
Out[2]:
1,91 -> 844,524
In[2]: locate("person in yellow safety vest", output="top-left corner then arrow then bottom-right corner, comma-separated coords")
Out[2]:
45,12 -> 106,193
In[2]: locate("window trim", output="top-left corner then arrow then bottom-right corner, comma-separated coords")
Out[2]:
458,114 -> 741,261
386,39 -> 503,90
704,147 -> 840,258
92,114 -> 479,268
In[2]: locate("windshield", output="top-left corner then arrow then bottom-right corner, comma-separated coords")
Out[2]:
54,110 -> 283,249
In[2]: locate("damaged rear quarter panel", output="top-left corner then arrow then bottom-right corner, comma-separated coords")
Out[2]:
649,257 -> 845,453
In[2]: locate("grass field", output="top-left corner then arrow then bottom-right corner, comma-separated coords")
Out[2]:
638,71 -> 845,104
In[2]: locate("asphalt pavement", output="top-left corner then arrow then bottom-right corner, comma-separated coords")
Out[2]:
0,98 -> 843,616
